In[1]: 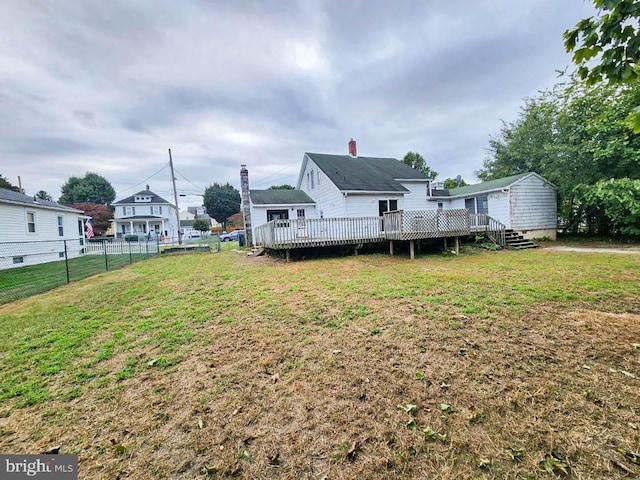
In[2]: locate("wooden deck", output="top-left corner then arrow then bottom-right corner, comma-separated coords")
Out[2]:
253,209 -> 503,251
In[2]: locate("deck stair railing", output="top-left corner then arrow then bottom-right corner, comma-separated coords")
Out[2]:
470,213 -> 506,248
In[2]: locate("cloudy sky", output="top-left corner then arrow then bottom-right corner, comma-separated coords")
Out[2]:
1,0 -> 596,208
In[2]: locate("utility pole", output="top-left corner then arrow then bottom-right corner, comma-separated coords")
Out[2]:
168,148 -> 182,245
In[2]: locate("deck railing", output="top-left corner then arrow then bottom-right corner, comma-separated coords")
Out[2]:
383,209 -> 471,241
470,213 -> 506,247
254,217 -> 383,249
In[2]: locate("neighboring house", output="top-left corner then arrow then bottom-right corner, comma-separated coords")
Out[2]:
430,172 -> 557,240
0,187 -> 87,269
179,210 -> 195,221
241,140 -> 557,246
112,185 -> 178,239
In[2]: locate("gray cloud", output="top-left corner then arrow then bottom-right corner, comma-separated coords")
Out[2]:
0,0 -> 596,202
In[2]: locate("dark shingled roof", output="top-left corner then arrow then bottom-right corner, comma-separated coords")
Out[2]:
0,187 -> 82,213
114,188 -> 172,205
306,153 -> 429,192
250,189 -> 315,205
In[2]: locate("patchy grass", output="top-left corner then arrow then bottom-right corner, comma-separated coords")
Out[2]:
0,247 -> 639,479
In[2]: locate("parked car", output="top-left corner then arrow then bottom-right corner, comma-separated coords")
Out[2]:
220,230 -> 244,242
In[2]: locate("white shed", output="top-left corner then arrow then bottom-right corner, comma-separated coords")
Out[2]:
433,172 -> 557,240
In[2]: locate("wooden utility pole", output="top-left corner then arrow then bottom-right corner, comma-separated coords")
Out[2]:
168,148 -> 182,245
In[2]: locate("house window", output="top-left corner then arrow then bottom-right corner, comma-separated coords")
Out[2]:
317,171 -> 320,187
477,195 -> 489,215
124,206 -> 136,216
306,173 -> 310,190
57,216 -> 64,236
267,209 -> 289,222
13,256 -> 24,264
378,200 -> 398,216
26,211 -> 36,233
59,252 -> 65,258
310,170 -> 315,189
151,206 -> 163,215
296,209 -> 305,219
437,202 -> 443,209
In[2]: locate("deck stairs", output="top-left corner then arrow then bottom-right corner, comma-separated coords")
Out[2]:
504,230 -> 538,250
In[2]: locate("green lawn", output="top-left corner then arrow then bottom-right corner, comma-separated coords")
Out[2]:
0,253 -> 155,305
0,247 -> 638,479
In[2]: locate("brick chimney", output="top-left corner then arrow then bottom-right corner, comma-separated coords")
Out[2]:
348,138 -> 357,157
240,165 -> 253,245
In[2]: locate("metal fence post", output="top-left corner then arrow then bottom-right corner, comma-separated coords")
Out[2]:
63,240 -> 70,284
103,240 -> 108,271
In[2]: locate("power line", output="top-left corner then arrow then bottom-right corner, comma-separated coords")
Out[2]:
250,159 -> 300,187
174,168 -> 205,192
117,165 -> 169,194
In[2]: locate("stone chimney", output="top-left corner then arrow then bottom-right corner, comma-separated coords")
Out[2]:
240,165 -> 253,245
146,184 -> 150,190
348,138 -> 357,157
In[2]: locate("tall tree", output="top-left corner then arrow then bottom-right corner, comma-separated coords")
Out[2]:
59,172 -> 116,205
268,184 -> 295,190
479,77 -> 640,233
565,0 -> 640,130
203,182 -> 240,231
192,219 -> 211,234
402,151 -> 438,178
0,174 -> 20,192
443,177 -> 469,189
70,203 -> 112,236
35,190 -> 52,201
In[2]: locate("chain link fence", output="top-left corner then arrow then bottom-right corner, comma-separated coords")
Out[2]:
0,238 -> 160,305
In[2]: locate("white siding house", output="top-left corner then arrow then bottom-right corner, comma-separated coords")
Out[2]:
432,172 -> 557,239
0,188 -> 87,269
241,140 -> 557,246
112,185 -> 178,240
245,190 -> 316,243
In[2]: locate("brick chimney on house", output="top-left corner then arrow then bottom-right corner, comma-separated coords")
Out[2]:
240,165 -> 253,245
348,138 -> 357,157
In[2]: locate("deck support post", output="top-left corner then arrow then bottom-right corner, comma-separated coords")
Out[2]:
285,250 -> 291,263
444,237 -> 448,251
454,237 -> 459,255
389,240 -> 394,256
354,246 -> 358,256
410,240 -> 415,260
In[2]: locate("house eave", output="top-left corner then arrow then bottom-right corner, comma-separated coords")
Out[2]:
0,199 -> 83,213
341,190 -> 407,195
252,202 -> 316,207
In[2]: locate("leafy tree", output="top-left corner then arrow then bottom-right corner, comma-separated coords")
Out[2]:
565,0 -> 640,130
203,182 -> 240,231
35,190 -> 52,201
574,178 -> 640,236
193,218 -> 210,234
443,177 -> 469,189
564,0 -> 640,85
59,172 -> 116,205
479,77 -> 640,233
402,151 -> 438,178
0,174 -> 20,192
226,212 -> 244,229
70,203 -> 112,236
268,184 -> 294,190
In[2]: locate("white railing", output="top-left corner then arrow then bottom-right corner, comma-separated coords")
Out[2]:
469,213 -> 506,247
84,240 -> 159,255
255,217 -> 383,249
383,209 -> 471,240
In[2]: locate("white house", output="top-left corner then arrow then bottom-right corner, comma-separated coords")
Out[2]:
0,187 -> 88,269
431,172 -> 557,240
112,185 -> 178,239
242,140 -> 557,246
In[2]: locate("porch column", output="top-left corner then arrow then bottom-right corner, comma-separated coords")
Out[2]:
129,221 -> 133,234
146,220 -> 150,234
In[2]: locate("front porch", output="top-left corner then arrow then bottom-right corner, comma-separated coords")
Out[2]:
113,216 -> 169,239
